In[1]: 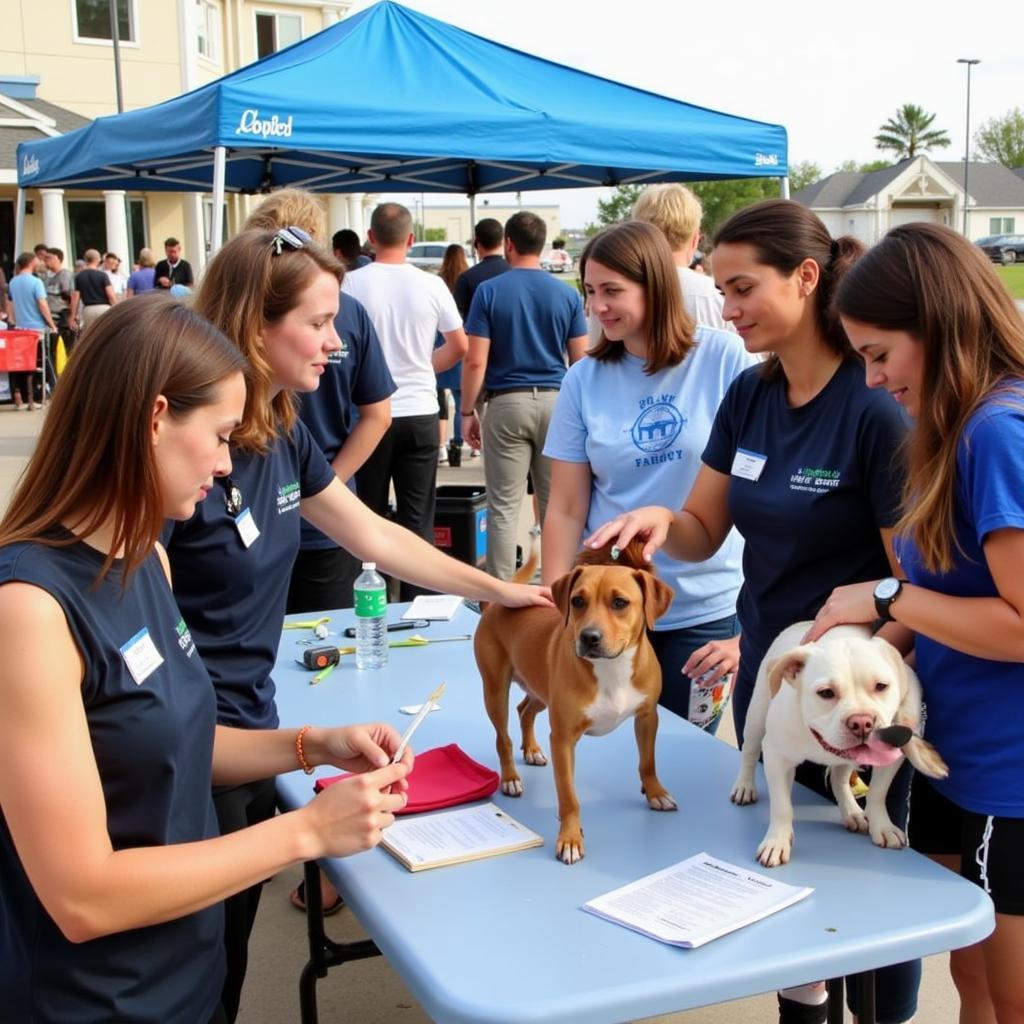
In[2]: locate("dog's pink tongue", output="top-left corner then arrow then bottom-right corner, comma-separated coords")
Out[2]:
852,736 -> 904,767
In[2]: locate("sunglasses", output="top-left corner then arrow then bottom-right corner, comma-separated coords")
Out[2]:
271,225 -> 312,256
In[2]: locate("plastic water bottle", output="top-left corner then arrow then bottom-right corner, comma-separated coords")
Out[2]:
354,562 -> 388,669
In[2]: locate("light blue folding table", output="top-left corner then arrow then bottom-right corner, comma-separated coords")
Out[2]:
275,604 -> 992,1024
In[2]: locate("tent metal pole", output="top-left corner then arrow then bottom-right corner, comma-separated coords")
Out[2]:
468,193 -> 476,258
211,145 -> 227,254
14,188 -> 27,256
779,176 -> 790,199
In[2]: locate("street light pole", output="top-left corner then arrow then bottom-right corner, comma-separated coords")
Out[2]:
109,0 -> 124,113
957,58 -> 980,237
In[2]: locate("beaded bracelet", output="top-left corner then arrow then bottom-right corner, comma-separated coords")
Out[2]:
295,724 -> 315,775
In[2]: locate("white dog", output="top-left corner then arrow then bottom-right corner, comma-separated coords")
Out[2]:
731,623 -> 948,868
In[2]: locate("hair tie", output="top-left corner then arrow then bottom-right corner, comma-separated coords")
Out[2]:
829,239 -> 840,261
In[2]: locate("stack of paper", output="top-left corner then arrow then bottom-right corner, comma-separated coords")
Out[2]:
402,594 -> 464,621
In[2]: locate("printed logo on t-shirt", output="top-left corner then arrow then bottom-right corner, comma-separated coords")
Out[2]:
631,395 -> 687,468
175,617 -> 197,658
327,337 -> 349,364
276,481 -> 301,515
789,464 -> 842,495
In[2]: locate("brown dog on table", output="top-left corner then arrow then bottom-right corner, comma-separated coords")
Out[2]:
474,539 -> 675,864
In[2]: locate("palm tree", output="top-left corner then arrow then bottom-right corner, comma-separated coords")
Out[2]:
874,104 -> 952,159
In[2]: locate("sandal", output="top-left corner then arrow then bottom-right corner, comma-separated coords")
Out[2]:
290,879 -> 344,916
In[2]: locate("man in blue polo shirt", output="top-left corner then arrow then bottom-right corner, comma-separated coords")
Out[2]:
461,211 -> 588,580
6,251 -> 56,410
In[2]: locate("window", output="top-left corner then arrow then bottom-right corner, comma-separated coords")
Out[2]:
989,217 -> 1016,235
255,11 -> 302,59
196,0 -> 220,62
67,198 -> 146,261
74,0 -> 135,43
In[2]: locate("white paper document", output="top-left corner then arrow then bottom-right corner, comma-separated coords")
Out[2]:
380,802 -> 543,871
401,594 -> 464,621
582,852 -> 813,948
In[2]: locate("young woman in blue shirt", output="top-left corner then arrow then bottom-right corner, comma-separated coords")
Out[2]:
809,222 -> 1024,1024
0,295 -> 413,1024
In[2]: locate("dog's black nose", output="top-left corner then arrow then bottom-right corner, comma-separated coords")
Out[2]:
580,628 -> 602,650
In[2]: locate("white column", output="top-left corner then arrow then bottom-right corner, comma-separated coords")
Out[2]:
347,193 -> 364,238
321,6 -> 341,27
182,193 -> 207,272
103,190 -> 130,262
40,189 -> 69,253
361,192 -> 376,235
327,194 -> 348,234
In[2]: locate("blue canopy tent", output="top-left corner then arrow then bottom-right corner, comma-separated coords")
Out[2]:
15,0 -> 788,253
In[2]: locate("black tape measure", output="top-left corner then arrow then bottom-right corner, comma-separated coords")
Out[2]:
302,646 -> 341,670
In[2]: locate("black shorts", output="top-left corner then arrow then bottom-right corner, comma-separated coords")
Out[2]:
909,773 -> 1024,915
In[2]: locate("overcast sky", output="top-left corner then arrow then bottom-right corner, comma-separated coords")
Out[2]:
349,0 -> 1023,229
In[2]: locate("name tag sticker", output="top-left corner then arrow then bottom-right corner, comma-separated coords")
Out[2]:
731,448 -> 767,482
235,507 -> 260,548
120,628 -> 165,686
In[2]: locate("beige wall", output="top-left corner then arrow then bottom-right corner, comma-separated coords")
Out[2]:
421,205 -> 563,246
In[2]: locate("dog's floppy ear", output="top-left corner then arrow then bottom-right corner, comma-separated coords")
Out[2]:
633,570 -> 674,630
766,646 -> 812,697
552,567 -> 583,627
871,636 -> 911,701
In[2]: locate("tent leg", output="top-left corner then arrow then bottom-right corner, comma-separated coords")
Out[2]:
211,145 -> 227,255
779,176 -> 790,199
468,194 -> 477,262
14,188 -> 27,256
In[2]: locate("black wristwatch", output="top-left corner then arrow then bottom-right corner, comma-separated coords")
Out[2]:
460,409 -> 477,416
873,577 -> 905,621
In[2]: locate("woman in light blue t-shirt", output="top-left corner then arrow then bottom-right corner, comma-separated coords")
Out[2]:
543,220 -> 755,732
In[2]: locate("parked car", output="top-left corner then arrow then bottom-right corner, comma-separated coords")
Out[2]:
976,234 -> 1024,265
541,248 -> 574,273
406,242 -> 449,271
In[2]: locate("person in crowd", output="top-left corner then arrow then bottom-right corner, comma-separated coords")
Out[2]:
6,251 -> 57,409
0,294 -> 414,1024
586,199 -> 919,1024
630,183 -> 729,329
33,242 -> 50,277
154,237 -> 194,290
543,220 -> 755,730
103,252 -> 127,298
342,203 -> 468,599
806,222 -> 1024,1024
453,217 -> 509,320
461,211 -> 588,580
164,227 -> 549,1019
332,228 -> 371,271
42,246 -> 73,372
126,247 -> 157,296
70,249 -> 117,330
239,190 -> 396,918
437,242 -> 469,464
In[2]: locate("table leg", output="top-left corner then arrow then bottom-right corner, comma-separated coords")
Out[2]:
826,977 -> 844,1024
298,860 -> 382,1024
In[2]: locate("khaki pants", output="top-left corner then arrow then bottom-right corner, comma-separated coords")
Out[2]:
81,304 -> 111,329
481,389 -> 558,580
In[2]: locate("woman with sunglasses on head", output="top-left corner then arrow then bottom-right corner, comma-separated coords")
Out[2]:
0,295 -> 413,1024
808,223 -> 1024,1024
165,226 -> 551,1020
587,200 -> 917,1024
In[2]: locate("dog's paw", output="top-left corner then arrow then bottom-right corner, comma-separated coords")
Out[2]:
501,776 -> 524,797
522,747 -> 548,767
730,777 -> 758,805
843,809 -> 869,834
555,831 -> 585,865
646,791 -> 678,812
869,819 -> 907,850
756,831 -> 793,868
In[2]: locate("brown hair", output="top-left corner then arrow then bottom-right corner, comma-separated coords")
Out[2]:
369,203 -> 413,247
714,199 -> 863,379
580,220 -> 695,374
243,187 -> 327,241
0,294 -> 248,582
439,243 -> 468,293
836,222 -> 1024,573
194,229 -> 344,453
505,211 -> 547,256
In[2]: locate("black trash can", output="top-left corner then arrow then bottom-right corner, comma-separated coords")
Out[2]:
433,485 -> 487,566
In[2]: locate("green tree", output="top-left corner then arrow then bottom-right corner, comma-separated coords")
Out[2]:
789,160 -> 823,193
834,158 -> 892,173
424,227 -> 447,241
689,178 -> 779,240
974,107 -> 1024,168
874,104 -> 951,159
595,184 -> 644,226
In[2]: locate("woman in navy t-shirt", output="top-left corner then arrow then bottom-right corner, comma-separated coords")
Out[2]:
168,228 -> 553,1019
0,295 -> 413,1024
809,223 -> 1024,1022
588,200 -> 916,1024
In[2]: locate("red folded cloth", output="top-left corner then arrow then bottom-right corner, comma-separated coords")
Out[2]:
313,743 -> 499,814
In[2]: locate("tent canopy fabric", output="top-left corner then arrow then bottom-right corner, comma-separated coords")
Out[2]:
17,1 -> 787,196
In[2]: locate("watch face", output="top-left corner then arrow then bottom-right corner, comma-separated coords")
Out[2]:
875,578 -> 900,600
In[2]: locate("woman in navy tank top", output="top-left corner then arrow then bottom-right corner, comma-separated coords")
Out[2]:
0,295 -> 412,1024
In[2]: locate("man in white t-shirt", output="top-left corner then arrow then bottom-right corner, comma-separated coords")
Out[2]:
343,202 -> 467,597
